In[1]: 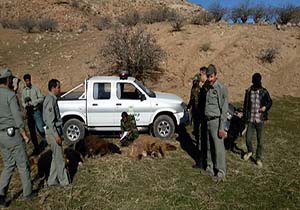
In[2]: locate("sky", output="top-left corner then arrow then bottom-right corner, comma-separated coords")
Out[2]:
188,0 -> 300,8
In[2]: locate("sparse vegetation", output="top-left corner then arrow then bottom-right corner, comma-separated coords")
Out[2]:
208,2 -> 226,22
142,7 -> 176,24
230,1 -> 251,23
200,42 -> 211,52
38,18 -> 58,32
18,16 -> 37,33
94,16 -> 112,31
101,26 -> 165,81
277,4 -> 298,24
0,18 -> 18,29
118,10 -> 140,27
257,48 -> 278,63
170,14 -> 185,31
191,11 -> 213,25
251,4 -> 266,23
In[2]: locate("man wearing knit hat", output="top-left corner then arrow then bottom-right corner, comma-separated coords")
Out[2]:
243,73 -> 272,168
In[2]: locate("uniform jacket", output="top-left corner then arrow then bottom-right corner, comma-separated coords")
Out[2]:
121,115 -> 139,139
243,86 -> 272,122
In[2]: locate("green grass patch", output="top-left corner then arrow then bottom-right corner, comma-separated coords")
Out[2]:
1,97 -> 300,210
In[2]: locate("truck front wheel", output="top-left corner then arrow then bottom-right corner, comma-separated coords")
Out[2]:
153,115 -> 175,140
63,119 -> 85,145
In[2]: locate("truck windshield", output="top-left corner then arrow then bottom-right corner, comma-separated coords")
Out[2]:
134,80 -> 156,98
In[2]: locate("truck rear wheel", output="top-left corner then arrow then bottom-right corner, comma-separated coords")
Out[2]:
153,115 -> 175,140
63,119 -> 85,145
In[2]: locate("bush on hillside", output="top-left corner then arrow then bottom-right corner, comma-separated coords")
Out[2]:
0,18 -> 18,29
230,1 -> 251,23
208,2 -> 226,22
94,16 -> 113,31
101,26 -> 165,81
142,7 -> 176,24
257,48 -> 278,63
18,16 -> 37,33
251,4 -> 266,23
118,10 -> 140,27
170,14 -> 185,31
38,18 -> 58,32
191,11 -> 213,25
277,4 -> 298,24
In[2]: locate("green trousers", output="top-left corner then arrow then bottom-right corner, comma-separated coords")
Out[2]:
246,122 -> 264,161
0,131 -> 32,197
206,118 -> 226,176
45,130 -> 69,186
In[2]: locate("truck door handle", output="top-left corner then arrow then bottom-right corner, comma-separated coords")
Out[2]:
92,104 -> 98,106
116,103 -> 122,106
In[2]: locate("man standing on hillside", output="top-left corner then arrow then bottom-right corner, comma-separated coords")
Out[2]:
243,73 -> 272,168
203,64 -> 228,183
43,79 -> 70,187
187,74 -> 201,147
22,73 -> 47,155
0,68 -> 37,207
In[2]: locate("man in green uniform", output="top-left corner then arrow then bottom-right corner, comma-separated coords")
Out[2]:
120,112 -> 139,146
0,68 -> 36,207
203,64 -> 228,183
43,79 -> 69,187
22,73 -> 47,155
187,74 -> 201,145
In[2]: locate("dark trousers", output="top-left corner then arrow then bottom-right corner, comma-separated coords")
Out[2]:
246,122 -> 264,161
26,107 -> 46,152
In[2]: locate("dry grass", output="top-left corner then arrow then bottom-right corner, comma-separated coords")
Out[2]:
1,97 -> 300,209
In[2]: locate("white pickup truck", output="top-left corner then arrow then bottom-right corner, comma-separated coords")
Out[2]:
58,75 -> 189,144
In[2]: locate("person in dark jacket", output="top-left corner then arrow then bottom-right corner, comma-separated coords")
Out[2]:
243,73 -> 272,168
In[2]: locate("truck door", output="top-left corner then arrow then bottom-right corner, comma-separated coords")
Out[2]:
116,82 -> 152,126
87,82 -> 116,126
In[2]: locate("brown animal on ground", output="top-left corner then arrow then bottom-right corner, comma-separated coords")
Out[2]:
82,135 -> 122,158
127,135 -> 176,160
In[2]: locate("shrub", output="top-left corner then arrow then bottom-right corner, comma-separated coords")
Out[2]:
94,16 -> 112,31
264,6 -> 277,23
38,18 -> 58,32
170,14 -> 185,31
277,4 -> 298,24
118,10 -> 140,27
101,26 -> 165,81
230,1 -> 251,23
251,4 -> 266,23
0,18 -> 18,29
208,2 -> 226,22
191,11 -> 213,25
257,48 -> 278,63
200,42 -> 211,52
18,16 -> 37,33
142,7 -> 176,24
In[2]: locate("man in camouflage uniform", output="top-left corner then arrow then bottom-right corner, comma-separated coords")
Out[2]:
203,64 -> 228,183
22,73 -> 47,155
0,68 -> 36,207
187,74 -> 201,145
120,111 -> 139,146
43,79 -> 69,187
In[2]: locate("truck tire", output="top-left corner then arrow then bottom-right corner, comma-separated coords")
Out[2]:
153,115 -> 175,140
63,119 -> 85,145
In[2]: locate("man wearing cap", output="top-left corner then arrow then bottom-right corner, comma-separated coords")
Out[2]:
22,73 -> 47,155
120,111 -> 139,146
187,74 -> 201,145
243,73 -> 272,168
0,68 -> 36,207
43,79 -> 70,187
203,64 -> 228,182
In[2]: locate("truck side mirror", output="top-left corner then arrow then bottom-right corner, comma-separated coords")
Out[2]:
140,94 -> 146,101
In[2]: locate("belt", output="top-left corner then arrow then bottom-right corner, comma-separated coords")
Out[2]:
206,116 -> 220,121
